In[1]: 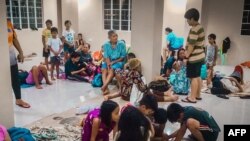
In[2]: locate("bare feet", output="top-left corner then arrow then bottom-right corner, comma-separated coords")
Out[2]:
172,95 -> 179,102
16,99 -> 31,108
102,88 -> 110,95
35,85 -> 43,89
51,77 -> 56,81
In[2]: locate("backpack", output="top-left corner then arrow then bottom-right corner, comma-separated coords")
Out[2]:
92,74 -> 103,87
8,127 -> 35,141
18,70 -> 29,85
148,79 -> 171,92
200,64 -> 207,80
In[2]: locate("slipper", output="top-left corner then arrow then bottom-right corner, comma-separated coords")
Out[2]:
240,95 -> 250,99
16,103 -> 31,108
196,97 -> 202,100
216,94 -> 229,99
181,97 -> 197,103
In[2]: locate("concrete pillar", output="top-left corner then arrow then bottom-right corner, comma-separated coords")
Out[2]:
0,1 -> 15,128
131,0 -> 164,81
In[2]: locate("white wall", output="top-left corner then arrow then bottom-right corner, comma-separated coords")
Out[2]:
202,0 -> 250,65
162,0 -> 187,48
0,0 -> 14,128
78,0 -> 131,52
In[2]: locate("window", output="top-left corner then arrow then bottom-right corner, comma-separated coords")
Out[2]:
104,0 -> 132,31
241,0 -> 250,35
6,0 -> 43,29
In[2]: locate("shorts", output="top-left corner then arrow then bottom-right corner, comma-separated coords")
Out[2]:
64,44 -> 75,54
101,62 -> 124,70
167,45 -> 183,51
43,47 -> 50,57
201,131 -> 219,141
26,71 -> 43,85
186,61 -> 203,78
50,56 -> 61,65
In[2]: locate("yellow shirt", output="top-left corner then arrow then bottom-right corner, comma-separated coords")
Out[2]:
42,28 -> 52,43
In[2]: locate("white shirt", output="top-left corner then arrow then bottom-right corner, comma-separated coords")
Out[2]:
47,37 -> 63,57
221,78 -> 239,93
62,29 -> 75,44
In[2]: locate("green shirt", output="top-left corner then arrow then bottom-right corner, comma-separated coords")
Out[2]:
186,24 -> 205,63
183,106 -> 221,132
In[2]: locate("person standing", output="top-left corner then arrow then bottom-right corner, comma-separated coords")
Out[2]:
7,19 -> 30,108
182,8 -> 205,103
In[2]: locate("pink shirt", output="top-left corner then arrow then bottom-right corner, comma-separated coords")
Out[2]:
0,125 -> 7,141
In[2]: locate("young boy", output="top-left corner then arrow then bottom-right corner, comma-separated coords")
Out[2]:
75,33 -> 85,48
62,20 -> 75,62
166,103 -> 220,141
42,19 -> 52,70
47,27 -> 63,80
182,8 -> 205,103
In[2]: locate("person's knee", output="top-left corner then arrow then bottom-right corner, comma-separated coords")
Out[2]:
32,66 -> 38,71
186,118 -> 200,130
38,64 -> 46,70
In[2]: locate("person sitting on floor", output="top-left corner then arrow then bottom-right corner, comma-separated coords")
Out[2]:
24,64 -> 52,89
161,51 -> 176,77
0,124 -> 11,141
82,100 -> 120,141
64,52 -> 89,82
104,58 -> 178,102
166,103 -> 221,141
114,106 -> 152,141
76,43 -> 96,81
101,30 -> 127,95
169,48 -> 190,95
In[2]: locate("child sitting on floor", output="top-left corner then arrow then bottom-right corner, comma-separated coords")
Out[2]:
75,33 -> 85,49
65,52 -> 95,82
166,103 -> 221,141
82,100 -> 120,141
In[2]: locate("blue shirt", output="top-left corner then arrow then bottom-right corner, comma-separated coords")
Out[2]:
103,40 -> 126,61
166,32 -> 184,49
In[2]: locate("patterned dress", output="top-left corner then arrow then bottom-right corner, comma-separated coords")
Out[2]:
115,69 -> 148,101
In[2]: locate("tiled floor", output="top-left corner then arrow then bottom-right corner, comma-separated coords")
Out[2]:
14,63 -> 250,141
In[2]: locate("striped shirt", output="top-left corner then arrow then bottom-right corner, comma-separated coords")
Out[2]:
186,24 -> 205,63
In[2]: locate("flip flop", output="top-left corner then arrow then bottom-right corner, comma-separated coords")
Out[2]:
240,95 -> 250,99
16,103 -> 31,108
181,97 -> 197,103
216,94 -> 229,99
196,97 -> 202,100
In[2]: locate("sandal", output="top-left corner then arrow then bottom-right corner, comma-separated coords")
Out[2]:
181,97 -> 197,103
240,95 -> 250,99
196,97 -> 202,100
216,94 -> 229,99
16,101 -> 31,108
